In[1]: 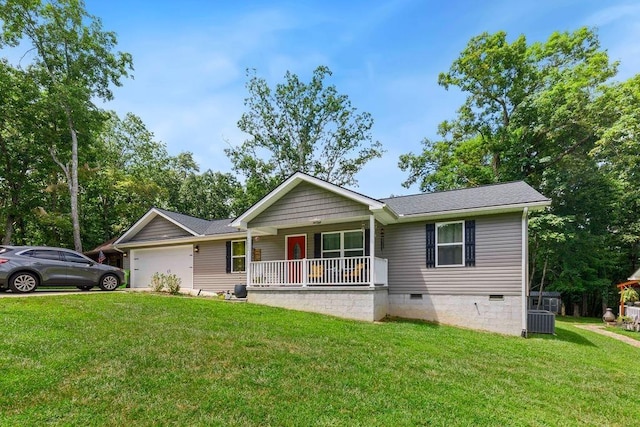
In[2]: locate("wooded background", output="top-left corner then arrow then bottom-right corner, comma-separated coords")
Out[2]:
1,1 -> 637,316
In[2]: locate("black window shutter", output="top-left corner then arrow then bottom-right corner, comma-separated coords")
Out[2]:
465,220 -> 476,267
225,241 -> 231,273
425,223 -> 436,268
314,233 -> 321,258
364,229 -> 371,256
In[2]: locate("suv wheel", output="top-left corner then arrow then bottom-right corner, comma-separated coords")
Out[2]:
99,274 -> 119,291
9,272 -> 39,293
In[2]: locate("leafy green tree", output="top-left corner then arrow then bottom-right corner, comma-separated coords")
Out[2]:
0,0 -> 133,251
399,27 -> 631,316
81,112 -> 177,248
176,171 -> 243,220
0,60 -> 50,244
591,75 -> 640,278
399,28 -> 616,191
226,66 -> 384,204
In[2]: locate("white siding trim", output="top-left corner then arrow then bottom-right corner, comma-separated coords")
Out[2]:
435,220 -> 465,267
521,207 -> 528,336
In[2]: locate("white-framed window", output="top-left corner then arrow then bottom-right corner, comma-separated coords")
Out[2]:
436,221 -> 464,267
231,240 -> 246,272
322,230 -> 364,258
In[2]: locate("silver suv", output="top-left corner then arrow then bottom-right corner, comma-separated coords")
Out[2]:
0,246 -> 124,293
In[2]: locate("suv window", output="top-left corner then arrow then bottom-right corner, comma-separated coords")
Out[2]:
30,250 -> 63,261
63,252 -> 91,264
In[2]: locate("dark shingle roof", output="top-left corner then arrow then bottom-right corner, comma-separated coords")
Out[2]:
155,208 -> 218,235
203,218 -> 237,235
380,181 -> 549,216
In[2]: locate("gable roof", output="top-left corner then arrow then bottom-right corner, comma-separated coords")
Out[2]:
116,176 -> 551,247
231,171 -> 396,229
381,181 -> 550,218
114,207 -> 241,247
154,208 -> 213,235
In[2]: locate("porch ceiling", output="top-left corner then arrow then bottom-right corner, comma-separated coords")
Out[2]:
246,214 -> 377,234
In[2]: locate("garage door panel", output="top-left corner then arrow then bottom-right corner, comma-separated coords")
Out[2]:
131,246 -> 193,289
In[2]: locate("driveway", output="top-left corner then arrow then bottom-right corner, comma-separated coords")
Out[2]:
0,289 -> 124,298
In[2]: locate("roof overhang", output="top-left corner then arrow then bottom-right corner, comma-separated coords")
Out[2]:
114,232 -> 248,249
114,208 -> 201,245
230,172 -> 397,230
393,201 -> 551,223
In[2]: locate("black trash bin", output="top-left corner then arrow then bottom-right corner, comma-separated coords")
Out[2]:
234,284 -> 247,298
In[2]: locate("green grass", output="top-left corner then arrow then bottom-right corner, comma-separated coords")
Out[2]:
1,293 -> 638,426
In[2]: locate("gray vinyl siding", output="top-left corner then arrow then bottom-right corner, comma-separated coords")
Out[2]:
124,216 -> 191,243
249,182 -> 370,228
193,240 -> 246,292
382,213 -> 523,296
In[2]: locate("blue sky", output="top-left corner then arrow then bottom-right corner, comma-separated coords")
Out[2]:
83,0 -> 640,198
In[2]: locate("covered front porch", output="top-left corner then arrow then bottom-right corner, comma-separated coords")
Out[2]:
230,173 -> 396,321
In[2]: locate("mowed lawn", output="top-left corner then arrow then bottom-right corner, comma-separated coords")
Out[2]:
1,293 -> 637,426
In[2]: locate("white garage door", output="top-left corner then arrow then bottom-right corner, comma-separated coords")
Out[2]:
130,245 -> 193,289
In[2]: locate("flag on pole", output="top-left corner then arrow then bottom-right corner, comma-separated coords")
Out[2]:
98,250 -> 106,264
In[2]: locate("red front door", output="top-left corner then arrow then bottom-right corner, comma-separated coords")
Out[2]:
286,235 -> 306,283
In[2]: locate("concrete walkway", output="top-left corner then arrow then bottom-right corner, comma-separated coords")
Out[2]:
576,324 -> 640,348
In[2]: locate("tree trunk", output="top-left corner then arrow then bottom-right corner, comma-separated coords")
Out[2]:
2,214 -> 14,245
69,125 -> 82,252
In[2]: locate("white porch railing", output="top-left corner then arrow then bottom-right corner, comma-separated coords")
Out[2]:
248,256 -> 388,287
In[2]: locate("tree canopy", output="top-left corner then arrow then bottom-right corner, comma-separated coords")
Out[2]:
399,27 -> 638,316
0,0 -> 133,251
226,66 -> 384,204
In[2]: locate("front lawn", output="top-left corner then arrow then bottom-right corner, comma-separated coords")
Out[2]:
1,293 -> 637,426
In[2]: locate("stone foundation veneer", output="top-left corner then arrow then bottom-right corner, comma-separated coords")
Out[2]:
388,294 -> 523,336
248,286 -> 389,322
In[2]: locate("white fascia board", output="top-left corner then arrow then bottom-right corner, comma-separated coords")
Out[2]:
115,208 -> 201,245
393,201 -> 551,223
114,232 -> 248,249
114,208 -> 159,244
154,211 -> 201,236
231,172 -> 385,228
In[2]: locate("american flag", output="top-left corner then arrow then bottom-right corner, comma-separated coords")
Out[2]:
97,250 -> 106,264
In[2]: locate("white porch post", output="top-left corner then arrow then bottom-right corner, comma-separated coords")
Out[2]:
302,258 -> 308,287
246,228 -> 252,287
369,215 -> 375,288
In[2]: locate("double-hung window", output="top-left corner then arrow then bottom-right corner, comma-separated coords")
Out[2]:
322,230 -> 364,258
231,240 -> 246,272
436,221 -> 464,267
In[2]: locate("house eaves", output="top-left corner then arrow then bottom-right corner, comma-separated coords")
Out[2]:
393,200 -> 551,223
114,208 -> 203,245
114,231 -> 249,249
230,171 -> 393,229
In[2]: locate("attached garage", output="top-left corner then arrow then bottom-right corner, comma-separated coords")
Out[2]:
130,245 -> 194,289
